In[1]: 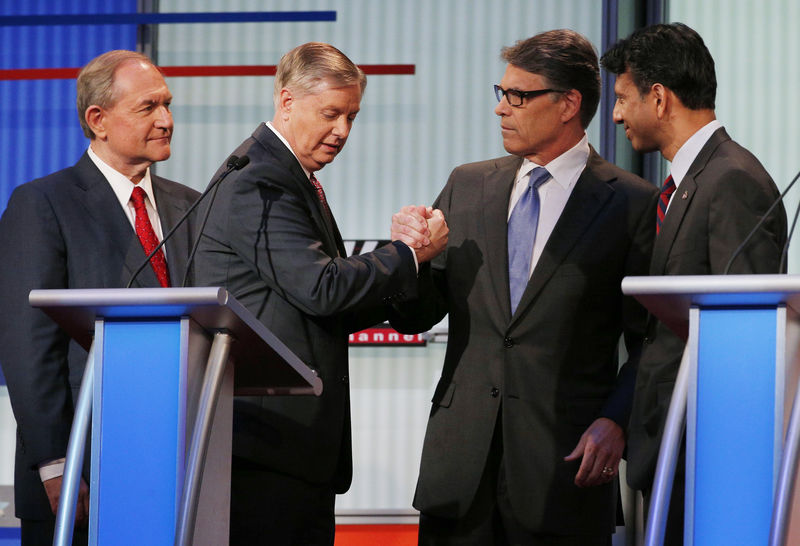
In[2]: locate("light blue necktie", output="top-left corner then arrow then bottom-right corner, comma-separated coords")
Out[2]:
508,167 -> 550,315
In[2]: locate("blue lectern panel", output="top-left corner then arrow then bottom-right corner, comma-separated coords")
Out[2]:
693,308 -> 777,545
95,320 -> 183,545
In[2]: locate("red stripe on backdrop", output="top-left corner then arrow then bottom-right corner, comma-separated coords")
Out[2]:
335,524 -> 418,546
0,64 -> 415,80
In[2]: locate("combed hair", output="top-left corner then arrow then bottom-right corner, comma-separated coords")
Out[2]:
273,42 -> 366,108
76,50 -> 157,139
501,29 -> 601,128
600,23 -> 716,110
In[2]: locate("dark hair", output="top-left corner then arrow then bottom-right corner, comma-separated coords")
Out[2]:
600,23 -> 716,110
501,29 -> 600,128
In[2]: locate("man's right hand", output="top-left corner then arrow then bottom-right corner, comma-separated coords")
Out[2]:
43,476 -> 90,528
391,205 -> 449,263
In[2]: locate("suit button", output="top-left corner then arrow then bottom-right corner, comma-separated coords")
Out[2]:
490,387 -> 500,398
503,337 -> 514,348
644,337 -> 652,345
341,375 -> 349,384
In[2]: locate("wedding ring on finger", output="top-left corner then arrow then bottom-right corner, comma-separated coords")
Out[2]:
602,467 -> 614,475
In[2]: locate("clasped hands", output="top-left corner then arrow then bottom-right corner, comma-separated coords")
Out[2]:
391,205 -> 449,263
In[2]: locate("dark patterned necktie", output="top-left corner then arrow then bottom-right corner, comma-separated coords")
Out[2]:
508,167 -> 550,314
130,186 -> 170,287
656,174 -> 676,234
310,173 -> 332,220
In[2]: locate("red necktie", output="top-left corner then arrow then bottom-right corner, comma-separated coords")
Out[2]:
656,174 -> 676,234
130,186 -> 170,287
309,173 -> 332,219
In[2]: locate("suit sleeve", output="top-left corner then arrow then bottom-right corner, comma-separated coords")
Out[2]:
223,168 -> 418,318
0,184 -> 73,469
387,175 -> 453,334
600,186 -> 659,427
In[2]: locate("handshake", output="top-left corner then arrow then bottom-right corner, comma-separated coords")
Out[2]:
391,205 -> 449,263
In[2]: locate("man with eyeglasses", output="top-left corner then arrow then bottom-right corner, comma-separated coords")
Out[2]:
390,30 -> 657,544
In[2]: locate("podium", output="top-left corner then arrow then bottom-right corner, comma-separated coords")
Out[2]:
622,274 -> 800,546
28,287 -> 322,546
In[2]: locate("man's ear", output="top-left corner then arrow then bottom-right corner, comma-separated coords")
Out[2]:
84,105 -> 106,139
560,89 -> 582,124
278,88 -> 293,120
651,83 -> 668,119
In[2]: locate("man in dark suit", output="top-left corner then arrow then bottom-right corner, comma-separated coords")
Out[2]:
389,30 -> 657,545
193,42 -> 447,545
601,23 -> 787,544
0,50 -> 199,545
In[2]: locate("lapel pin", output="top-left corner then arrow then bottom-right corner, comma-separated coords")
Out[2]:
682,190 -> 688,199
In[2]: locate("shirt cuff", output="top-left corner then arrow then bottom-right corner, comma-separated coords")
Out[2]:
39,458 -> 66,482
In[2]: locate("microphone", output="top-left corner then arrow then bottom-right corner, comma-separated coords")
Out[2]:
723,169 -> 800,275
180,154 -> 250,287
126,154 -> 250,288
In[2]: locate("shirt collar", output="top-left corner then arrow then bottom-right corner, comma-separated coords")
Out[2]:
516,133 -> 590,191
669,119 -> 723,186
87,146 -> 157,209
266,121 -> 312,180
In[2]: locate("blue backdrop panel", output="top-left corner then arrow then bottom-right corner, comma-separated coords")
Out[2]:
693,307 -> 777,545
0,0 -> 138,214
94,319 -> 184,545
0,0 -> 138,386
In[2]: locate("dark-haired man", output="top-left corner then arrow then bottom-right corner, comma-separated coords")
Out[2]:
0,50 -> 199,545
391,30 -> 657,545
602,22 -> 787,543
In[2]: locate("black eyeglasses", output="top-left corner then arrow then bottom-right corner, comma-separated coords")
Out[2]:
493,85 -> 566,107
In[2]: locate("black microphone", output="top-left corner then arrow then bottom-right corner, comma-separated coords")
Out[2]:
126,154 -> 250,288
723,168 -> 800,274
181,155 -> 250,287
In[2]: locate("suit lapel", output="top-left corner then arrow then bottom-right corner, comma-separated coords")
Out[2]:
510,150 -> 614,326
71,154 -> 160,287
253,124 -> 343,257
650,128 -> 730,274
153,176 -> 192,286
650,177 -> 696,274
483,156 -> 521,319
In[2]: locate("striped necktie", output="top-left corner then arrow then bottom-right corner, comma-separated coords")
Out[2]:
656,174 -> 676,234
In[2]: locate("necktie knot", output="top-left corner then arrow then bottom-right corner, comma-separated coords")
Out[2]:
130,185 -> 170,287
528,166 -> 550,191
656,174 -> 676,234
130,186 -> 147,209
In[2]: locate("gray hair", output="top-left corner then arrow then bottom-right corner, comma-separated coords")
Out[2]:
273,42 -> 366,109
76,50 -> 157,139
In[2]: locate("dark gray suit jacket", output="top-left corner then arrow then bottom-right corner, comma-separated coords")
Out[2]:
626,127 -> 787,490
193,123 -> 418,492
0,152 -> 200,520
390,149 -> 658,535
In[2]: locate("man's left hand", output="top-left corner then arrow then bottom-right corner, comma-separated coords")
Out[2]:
563,417 -> 624,487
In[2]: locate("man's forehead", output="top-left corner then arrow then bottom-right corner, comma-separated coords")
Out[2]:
300,82 -> 361,105
501,66 -> 545,84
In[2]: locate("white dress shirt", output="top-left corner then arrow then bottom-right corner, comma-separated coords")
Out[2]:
508,134 -> 590,277
87,146 -> 166,254
664,119 -> 723,213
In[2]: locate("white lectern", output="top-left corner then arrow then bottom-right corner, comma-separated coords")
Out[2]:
29,287 -> 322,546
